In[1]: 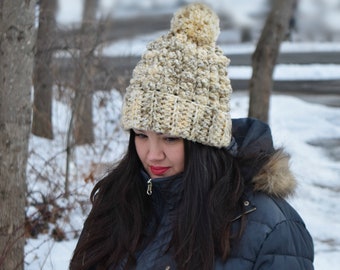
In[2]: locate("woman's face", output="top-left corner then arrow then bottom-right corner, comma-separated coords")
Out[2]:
133,129 -> 185,179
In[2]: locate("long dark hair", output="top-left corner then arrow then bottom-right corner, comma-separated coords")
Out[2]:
70,130 -> 245,270
172,140 -> 244,269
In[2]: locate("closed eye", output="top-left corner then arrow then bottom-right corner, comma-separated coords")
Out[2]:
135,133 -> 147,139
163,136 -> 181,143
133,129 -> 148,139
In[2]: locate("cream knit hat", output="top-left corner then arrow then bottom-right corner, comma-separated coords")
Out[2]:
121,3 -> 233,148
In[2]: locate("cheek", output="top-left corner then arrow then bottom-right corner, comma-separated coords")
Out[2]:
179,153 -> 185,171
135,140 -> 145,161
173,144 -> 185,171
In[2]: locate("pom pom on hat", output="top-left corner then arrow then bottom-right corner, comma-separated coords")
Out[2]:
121,3 -> 233,148
170,3 -> 220,46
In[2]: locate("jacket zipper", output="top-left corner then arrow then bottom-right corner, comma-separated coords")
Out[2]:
147,178 -> 153,195
232,207 -> 256,222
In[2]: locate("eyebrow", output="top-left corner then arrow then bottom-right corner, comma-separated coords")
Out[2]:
132,128 -> 171,138
133,129 -> 147,133
133,129 -> 164,136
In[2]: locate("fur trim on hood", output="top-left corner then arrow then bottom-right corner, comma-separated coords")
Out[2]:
252,149 -> 296,198
232,118 -> 297,198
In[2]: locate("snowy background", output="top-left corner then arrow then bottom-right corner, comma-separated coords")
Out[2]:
25,0 -> 340,269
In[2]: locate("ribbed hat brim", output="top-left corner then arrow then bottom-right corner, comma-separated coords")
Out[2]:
122,89 -> 232,147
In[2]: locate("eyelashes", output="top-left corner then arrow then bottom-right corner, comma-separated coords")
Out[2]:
133,129 -> 181,143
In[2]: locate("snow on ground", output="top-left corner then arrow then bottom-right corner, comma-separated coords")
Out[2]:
57,0 -> 340,42
100,34 -> 340,82
24,1 -> 340,269
25,88 -> 340,270
233,93 -> 340,269
229,63 -> 340,81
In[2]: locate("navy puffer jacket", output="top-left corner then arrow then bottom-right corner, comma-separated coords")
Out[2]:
120,118 -> 315,269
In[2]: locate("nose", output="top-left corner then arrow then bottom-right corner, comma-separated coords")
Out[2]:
147,141 -> 165,161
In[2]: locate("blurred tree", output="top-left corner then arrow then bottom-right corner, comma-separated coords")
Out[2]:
72,0 -> 97,146
0,0 -> 36,269
248,0 -> 295,123
32,0 -> 57,139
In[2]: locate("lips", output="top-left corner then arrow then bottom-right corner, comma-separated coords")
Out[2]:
150,166 -> 170,176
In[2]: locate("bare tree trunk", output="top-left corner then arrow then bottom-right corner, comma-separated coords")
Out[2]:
0,0 -> 35,269
248,0 -> 295,123
32,0 -> 57,139
73,0 -> 97,145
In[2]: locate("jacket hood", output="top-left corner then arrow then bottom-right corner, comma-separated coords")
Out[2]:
232,118 -> 296,198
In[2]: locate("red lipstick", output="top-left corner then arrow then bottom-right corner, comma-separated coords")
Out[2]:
150,166 -> 170,176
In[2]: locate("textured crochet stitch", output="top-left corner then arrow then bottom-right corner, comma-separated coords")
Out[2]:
121,3 -> 233,148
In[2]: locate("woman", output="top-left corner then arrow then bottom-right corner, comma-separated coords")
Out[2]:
70,3 -> 314,270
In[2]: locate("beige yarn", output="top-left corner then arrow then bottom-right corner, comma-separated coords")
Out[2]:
121,3 -> 233,148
